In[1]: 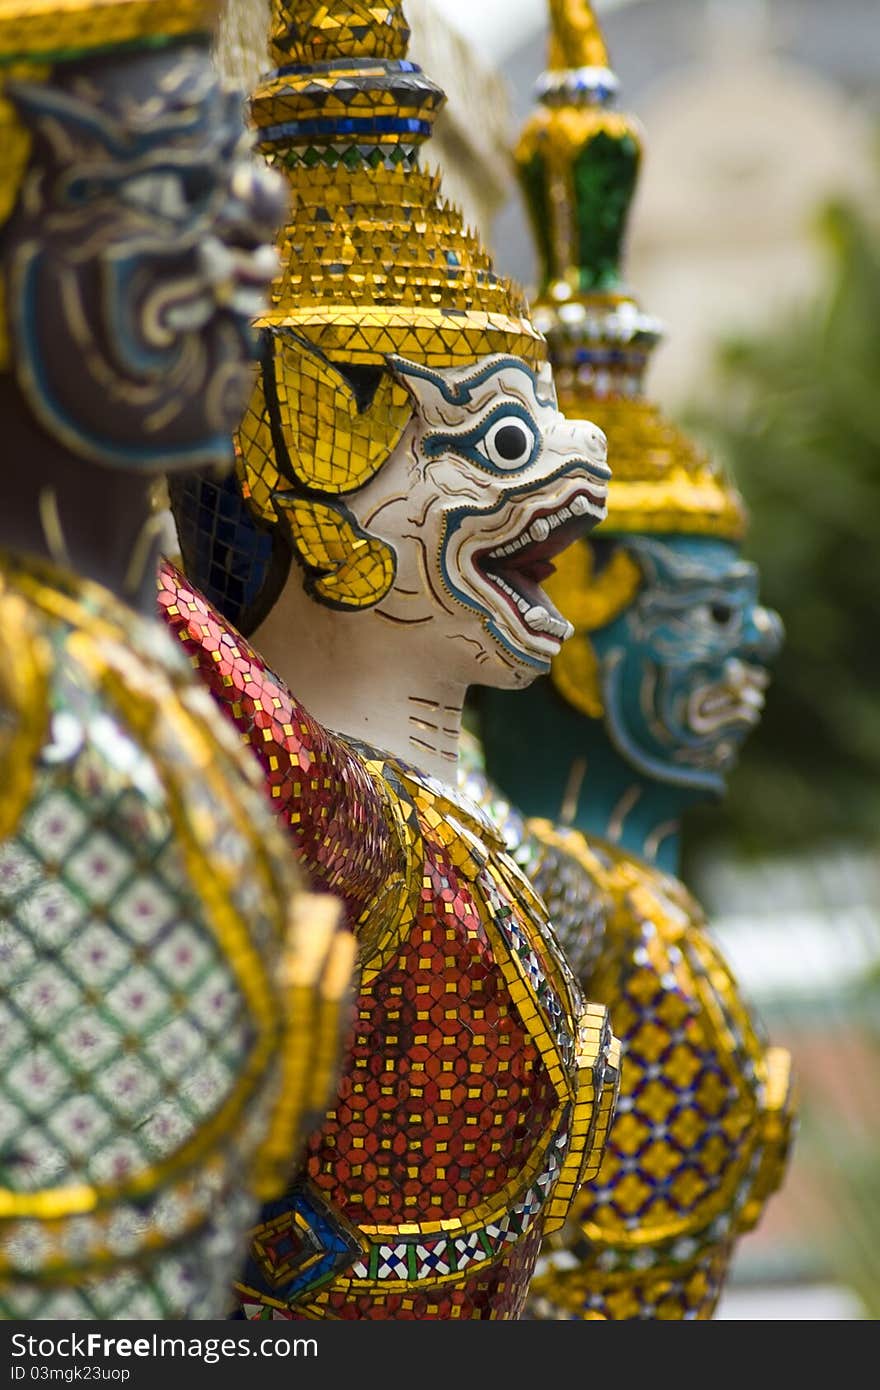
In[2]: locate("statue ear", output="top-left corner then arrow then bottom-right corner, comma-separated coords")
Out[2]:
546,539 -> 644,721
269,334 -> 414,496
236,335 -> 402,612
273,496 -> 397,612
546,538 -> 643,635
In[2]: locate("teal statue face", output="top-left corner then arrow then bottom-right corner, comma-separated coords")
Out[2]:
594,535 -> 783,797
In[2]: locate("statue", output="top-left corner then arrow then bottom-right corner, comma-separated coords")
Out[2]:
0,0 -> 354,1318
159,0 -> 621,1320
474,0 -> 796,1320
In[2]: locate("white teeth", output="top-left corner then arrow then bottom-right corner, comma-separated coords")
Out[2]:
487,492 -> 601,559
250,244 -> 281,281
480,489 -> 603,642
165,297 -> 215,330
230,286 -> 270,317
525,604 -> 549,629
521,605 -> 574,642
198,236 -> 237,286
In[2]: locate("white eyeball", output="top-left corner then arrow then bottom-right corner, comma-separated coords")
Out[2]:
478,416 -> 537,470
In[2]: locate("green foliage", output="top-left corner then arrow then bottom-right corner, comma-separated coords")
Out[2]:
681,189 -> 880,858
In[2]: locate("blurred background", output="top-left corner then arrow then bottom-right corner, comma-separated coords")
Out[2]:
407,0 -> 880,1320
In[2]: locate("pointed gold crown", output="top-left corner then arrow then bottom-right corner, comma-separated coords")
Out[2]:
233,1 -> 546,615
516,0 -> 745,542
248,0 -> 543,366
517,3 -> 747,720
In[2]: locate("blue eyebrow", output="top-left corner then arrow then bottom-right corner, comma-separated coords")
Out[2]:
421,402 -> 541,477
389,355 -> 554,408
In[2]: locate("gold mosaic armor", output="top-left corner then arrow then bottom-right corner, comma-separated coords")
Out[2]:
527,828 -> 794,1319
458,742 -> 793,1319
0,553 -> 353,1318
161,572 -> 620,1320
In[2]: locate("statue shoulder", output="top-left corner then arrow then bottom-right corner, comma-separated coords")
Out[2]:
524,818 -> 612,980
586,837 -> 706,937
0,578 -> 51,841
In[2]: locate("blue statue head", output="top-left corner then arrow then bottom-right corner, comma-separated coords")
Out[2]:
549,532 -> 784,799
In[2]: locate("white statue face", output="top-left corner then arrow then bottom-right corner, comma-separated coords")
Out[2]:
346,354 -> 610,689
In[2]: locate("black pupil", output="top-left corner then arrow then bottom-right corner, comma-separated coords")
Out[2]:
711,603 -> 734,625
494,424 -> 529,461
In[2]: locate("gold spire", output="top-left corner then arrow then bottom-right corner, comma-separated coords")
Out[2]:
267,0 -> 410,66
514,3 -> 748,718
516,0 -> 745,541
247,0 -> 543,366
547,0 -> 609,71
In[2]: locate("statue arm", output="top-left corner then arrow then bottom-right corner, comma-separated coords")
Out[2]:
157,558 -> 410,936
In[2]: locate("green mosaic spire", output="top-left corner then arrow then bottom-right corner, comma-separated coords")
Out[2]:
515,1 -> 642,298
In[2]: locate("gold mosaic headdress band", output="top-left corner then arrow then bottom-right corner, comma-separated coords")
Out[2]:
517,0 -> 745,541
247,0 -> 544,367
0,0 -> 218,66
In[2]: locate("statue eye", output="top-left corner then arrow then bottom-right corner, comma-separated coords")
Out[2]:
691,601 -> 739,632
122,172 -> 188,218
477,416 -> 537,470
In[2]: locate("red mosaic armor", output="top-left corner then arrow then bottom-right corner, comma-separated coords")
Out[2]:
158,561 -> 619,1319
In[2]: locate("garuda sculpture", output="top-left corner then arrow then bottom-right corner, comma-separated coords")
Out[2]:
160,0 -> 621,1321
0,0 -> 353,1318
475,0 -> 796,1320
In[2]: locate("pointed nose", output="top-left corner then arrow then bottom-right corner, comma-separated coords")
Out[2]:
231,159 -> 287,234
565,417 -> 610,477
744,604 -> 785,664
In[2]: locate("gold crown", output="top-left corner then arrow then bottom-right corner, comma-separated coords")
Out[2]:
0,0 -> 218,65
517,0 -> 745,543
236,2 -> 545,613
517,3 -> 746,720
249,0 -> 543,367
0,0 -> 221,369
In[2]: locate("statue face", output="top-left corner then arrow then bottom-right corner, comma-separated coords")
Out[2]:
346,354 -> 610,688
3,42 -> 285,471
593,535 -> 783,795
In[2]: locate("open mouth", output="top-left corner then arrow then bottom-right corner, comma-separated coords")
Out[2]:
473,485 -> 607,644
688,663 -> 769,735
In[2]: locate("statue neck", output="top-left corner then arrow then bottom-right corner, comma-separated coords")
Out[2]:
252,573 -> 466,784
480,681 -> 708,875
0,378 -> 161,617
552,735 -> 691,874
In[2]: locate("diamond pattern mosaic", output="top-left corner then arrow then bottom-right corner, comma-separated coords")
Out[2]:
0,551 -> 352,1317
457,739 -> 794,1320
526,835 -> 795,1320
